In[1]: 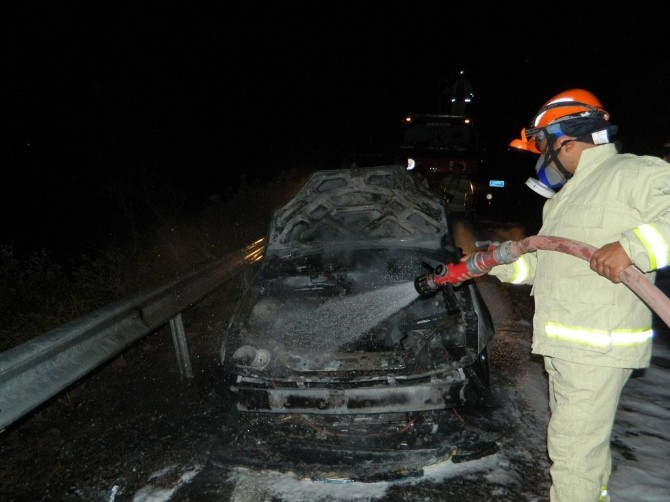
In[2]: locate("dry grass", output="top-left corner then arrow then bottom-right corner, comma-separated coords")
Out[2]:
0,167 -> 310,352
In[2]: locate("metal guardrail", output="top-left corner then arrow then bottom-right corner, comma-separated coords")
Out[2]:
0,238 -> 265,432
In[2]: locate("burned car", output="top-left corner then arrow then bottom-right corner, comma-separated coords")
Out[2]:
218,165 -> 496,477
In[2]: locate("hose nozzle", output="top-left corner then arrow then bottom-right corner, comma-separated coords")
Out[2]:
414,265 -> 445,297
414,241 -> 521,296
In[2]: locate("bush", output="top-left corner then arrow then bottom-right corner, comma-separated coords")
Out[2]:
0,167 -> 310,352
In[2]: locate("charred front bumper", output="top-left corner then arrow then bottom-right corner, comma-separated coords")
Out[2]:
229,342 -> 485,414
232,374 -> 469,414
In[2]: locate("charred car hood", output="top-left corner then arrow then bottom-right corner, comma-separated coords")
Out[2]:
264,165 -> 449,259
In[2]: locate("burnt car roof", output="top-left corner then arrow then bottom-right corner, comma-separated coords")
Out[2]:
265,165 -> 449,258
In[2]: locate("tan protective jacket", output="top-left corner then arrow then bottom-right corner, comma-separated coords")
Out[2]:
490,144 -> 670,367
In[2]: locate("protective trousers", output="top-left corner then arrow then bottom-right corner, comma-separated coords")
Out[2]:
544,356 -> 632,502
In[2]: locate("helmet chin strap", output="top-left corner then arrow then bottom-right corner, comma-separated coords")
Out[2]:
544,135 -> 573,181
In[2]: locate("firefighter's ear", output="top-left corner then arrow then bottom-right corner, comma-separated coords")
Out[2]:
560,138 -> 578,152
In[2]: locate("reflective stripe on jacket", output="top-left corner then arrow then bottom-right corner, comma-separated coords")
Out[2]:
490,144 -> 670,367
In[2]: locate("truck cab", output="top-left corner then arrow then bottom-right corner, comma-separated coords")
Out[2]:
399,113 -> 479,217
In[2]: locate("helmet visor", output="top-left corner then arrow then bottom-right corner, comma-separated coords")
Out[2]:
510,128 -> 540,154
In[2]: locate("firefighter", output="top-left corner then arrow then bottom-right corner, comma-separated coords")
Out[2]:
491,89 -> 670,502
662,140 -> 670,163
439,160 -> 473,217
449,70 -> 474,116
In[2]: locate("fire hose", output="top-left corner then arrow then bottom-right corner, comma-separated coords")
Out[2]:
414,235 -> 670,328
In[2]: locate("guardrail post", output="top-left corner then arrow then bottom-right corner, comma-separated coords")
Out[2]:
169,313 -> 194,379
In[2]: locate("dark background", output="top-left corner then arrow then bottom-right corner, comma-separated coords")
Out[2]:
3,1 -> 669,258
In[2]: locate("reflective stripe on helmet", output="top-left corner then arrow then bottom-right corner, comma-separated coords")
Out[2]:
545,322 -> 653,347
531,99 -> 602,128
633,223 -> 670,270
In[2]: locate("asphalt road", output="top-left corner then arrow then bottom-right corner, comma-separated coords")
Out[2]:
0,218 -> 557,502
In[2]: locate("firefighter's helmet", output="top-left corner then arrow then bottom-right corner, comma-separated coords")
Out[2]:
510,89 -> 613,154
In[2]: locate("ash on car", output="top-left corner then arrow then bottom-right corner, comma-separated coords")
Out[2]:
216,165 -> 498,480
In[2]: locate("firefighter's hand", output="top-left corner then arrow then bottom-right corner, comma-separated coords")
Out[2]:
590,242 -> 632,283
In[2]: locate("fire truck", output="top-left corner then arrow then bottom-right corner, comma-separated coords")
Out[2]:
399,113 -> 480,217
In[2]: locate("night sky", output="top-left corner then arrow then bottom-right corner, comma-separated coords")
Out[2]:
3,2 -> 669,257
